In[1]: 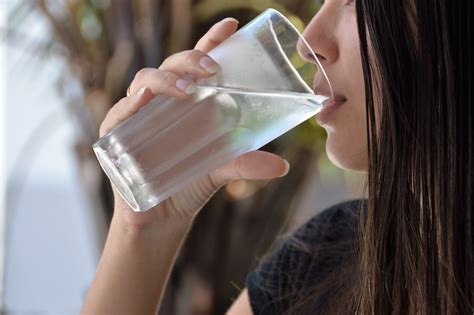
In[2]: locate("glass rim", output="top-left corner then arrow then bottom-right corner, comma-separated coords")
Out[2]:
263,8 -> 334,98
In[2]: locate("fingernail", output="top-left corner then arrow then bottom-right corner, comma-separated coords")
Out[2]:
137,87 -> 147,95
221,17 -> 239,25
199,56 -> 220,74
281,160 -> 290,177
176,79 -> 197,94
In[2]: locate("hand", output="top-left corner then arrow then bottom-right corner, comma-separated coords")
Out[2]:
100,17 -> 290,230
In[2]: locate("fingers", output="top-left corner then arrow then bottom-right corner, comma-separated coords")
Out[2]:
209,151 -> 290,188
100,87 -> 154,137
127,17 -> 238,96
107,67 -> 200,137
128,68 -> 197,98
194,17 -> 239,52
159,49 -> 221,78
159,16 -> 239,79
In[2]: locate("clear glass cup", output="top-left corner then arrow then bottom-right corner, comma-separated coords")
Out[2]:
93,8 -> 333,212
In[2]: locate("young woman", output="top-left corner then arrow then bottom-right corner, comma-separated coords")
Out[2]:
81,0 -> 473,314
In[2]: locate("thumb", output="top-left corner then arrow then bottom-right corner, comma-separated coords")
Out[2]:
209,150 -> 290,187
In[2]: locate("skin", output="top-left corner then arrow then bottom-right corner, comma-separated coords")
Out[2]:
304,0 -> 367,171
81,1 -> 366,314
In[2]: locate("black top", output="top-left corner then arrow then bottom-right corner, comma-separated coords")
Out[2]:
245,199 -> 367,315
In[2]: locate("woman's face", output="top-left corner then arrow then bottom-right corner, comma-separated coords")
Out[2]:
299,0 -> 368,171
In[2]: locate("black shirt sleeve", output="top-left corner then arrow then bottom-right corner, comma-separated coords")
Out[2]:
245,199 -> 365,315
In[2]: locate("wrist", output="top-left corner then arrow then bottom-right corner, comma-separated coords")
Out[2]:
110,203 -> 194,239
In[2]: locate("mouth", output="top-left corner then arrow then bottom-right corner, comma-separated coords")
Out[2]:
313,83 -> 347,125
313,83 -> 347,104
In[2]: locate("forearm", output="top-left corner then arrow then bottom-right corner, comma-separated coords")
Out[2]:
81,212 -> 193,315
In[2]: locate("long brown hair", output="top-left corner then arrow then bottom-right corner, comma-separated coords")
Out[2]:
284,0 -> 473,313
357,0 -> 472,313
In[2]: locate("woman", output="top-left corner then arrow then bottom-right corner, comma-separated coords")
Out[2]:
81,0 -> 473,314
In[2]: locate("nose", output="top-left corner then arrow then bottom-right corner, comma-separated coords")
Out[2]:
296,8 -> 339,66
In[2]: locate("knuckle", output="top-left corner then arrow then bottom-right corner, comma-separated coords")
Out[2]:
160,55 -> 174,68
207,173 -> 221,190
114,96 -> 128,109
134,67 -> 153,82
185,49 -> 204,65
107,99 -> 127,118
162,54 -> 173,64
156,72 -> 183,94
234,156 -> 244,179
207,39 -> 220,49
158,70 -> 178,83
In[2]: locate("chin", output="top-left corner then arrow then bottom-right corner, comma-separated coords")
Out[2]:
325,134 -> 368,172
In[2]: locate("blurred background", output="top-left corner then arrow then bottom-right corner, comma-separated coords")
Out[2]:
1,0 -> 365,314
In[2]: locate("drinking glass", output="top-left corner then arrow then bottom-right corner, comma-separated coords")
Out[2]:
93,8 -> 333,212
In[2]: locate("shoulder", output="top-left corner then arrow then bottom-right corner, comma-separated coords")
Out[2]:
293,199 -> 365,243
245,199 -> 366,315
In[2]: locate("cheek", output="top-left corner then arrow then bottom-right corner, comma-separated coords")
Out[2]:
324,43 -> 368,171
322,12 -> 369,171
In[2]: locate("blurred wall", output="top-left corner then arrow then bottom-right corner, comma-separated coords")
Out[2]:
3,3 -> 107,313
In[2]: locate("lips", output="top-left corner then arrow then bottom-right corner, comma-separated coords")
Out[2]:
316,97 -> 347,124
313,82 -> 347,125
